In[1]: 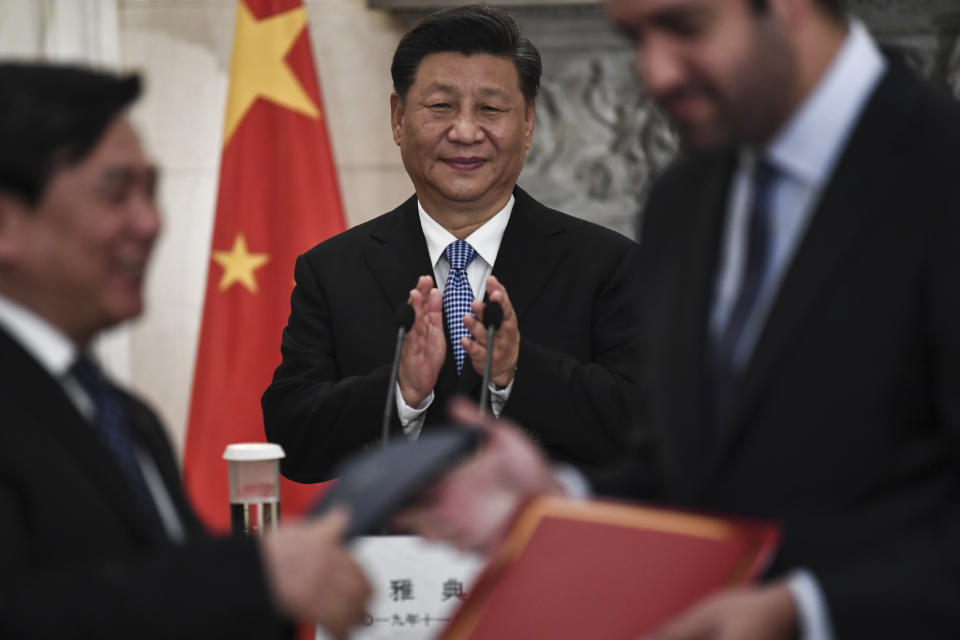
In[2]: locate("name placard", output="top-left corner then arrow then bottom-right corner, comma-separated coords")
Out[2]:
317,535 -> 484,640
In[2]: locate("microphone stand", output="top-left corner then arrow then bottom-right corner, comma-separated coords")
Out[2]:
383,304 -> 415,447
478,302 -> 503,415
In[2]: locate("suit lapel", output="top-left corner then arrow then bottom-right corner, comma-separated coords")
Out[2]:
122,392 -> 205,540
362,196 -> 462,401
490,188 -> 569,320
0,328 -> 166,544
367,189 -> 574,401
718,63 -> 916,458
363,196 -> 436,309
661,155 -> 735,495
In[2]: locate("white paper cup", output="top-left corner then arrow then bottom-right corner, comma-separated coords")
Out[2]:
223,443 -> 285,536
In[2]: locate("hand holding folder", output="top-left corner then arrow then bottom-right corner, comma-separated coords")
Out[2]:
441,496 -> 781,639
311,399 -> 783,638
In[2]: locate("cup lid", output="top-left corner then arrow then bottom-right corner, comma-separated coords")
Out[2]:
223,442 -> 286,461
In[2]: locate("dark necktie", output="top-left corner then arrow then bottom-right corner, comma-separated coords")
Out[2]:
70,356 -> 160,522
709,159 -> 779,432
442,240 -> 477,374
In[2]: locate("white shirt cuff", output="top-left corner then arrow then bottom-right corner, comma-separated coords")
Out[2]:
786,569 -> 835,640
489,377 -> 514,417
551,463 -> 593,500
395,383 -> 433,440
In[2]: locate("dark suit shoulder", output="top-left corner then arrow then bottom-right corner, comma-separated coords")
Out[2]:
512,186 -> 637,251
871,59 -> 960,151
640,149 -> 733,243
301,194 -> 418,261
646,151 -> 729,202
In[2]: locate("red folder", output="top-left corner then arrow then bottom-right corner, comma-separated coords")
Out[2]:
441,496 -> 781,639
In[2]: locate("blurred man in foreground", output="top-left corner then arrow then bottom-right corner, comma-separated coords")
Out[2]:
0,63 -> 369,639
399,0 -> 960,638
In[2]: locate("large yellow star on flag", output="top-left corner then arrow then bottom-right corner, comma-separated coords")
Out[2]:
222,2 -> 320,144
212,233 -> 270,293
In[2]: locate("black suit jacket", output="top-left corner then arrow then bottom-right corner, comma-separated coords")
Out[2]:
263,187 -> 642,480
0,327 -> 289,639
614,60 -> 960,636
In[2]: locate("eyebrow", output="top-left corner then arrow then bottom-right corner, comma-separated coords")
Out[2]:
421,83 -> 511,99
98,165 -> 159,192
102,164 -> 157,180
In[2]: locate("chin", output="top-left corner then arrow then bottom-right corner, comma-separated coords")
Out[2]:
679,125 -> 736,152
440,188 -> 491,204
106,299 -> 145,327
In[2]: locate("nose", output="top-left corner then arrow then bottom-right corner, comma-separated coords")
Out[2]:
447,110 -> 485,144
637,35 -> 687,100
130,192 -> 161,244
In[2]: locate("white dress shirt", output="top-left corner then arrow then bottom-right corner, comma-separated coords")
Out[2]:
396,195 -> 517,438
709,19 -> 886,640
0,293 -> 186,543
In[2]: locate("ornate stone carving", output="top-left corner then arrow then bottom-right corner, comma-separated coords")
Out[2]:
519,52 -> 678,237
948,36 -> 960,98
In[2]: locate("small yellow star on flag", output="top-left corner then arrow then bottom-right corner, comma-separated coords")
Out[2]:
222,2 -> 321,144
212,233 -> 270,293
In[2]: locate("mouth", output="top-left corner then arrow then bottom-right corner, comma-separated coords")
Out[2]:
658,85 -> 715,125
116,257 -> 149,278
443,157 -> 487,172
663,97 -> 712,125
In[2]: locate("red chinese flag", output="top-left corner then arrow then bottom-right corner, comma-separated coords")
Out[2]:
183,0 -> 344,533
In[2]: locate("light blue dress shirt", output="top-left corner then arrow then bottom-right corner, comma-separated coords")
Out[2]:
711,21 -> 886,372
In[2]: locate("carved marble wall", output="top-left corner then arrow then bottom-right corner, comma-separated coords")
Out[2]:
374,0 -> 960,238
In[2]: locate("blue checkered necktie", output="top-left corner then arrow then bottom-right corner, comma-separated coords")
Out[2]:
709,159 -> 779,432
70,356 -> 159,522
443,240 -> 477,374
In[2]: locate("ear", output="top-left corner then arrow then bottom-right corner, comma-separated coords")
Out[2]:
389,92 -> 405,146
0,191 -> 29,265
523,100 -> 536,150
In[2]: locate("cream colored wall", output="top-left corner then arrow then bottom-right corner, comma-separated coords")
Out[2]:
117,0 -> 412,458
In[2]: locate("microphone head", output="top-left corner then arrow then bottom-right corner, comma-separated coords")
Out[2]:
394,303 -> 415,331
483,301 -> 503,330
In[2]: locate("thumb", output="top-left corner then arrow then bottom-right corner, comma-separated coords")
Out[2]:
448,396 -> 493,429
316,506 -> 352,541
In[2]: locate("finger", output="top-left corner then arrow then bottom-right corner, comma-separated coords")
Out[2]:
461,336 -> 486,364
317,507 -> 351,540
649,603 -> 714,640
408,286 -> 422,309
470,299 -> 501,329
412,292 -> 435,328
407,278 -> 431,314
324,622 -> 349,640
486,276 -> 515,319
390,509 -> 419,532
447,396 -> 490,427
416,274 -> 434,296
463,315 -> 486,347
427,286 -> 443,313
341,556 -> 373,604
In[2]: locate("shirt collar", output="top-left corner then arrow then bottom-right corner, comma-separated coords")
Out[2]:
0,292 -> 77,377
764,19 -> 886,187
418,195 -> 515,269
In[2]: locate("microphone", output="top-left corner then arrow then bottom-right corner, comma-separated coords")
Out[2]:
478,301 -> 503,415
382,303 -> 415,447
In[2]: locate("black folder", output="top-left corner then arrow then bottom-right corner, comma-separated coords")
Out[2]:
310,428 -> 485,539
